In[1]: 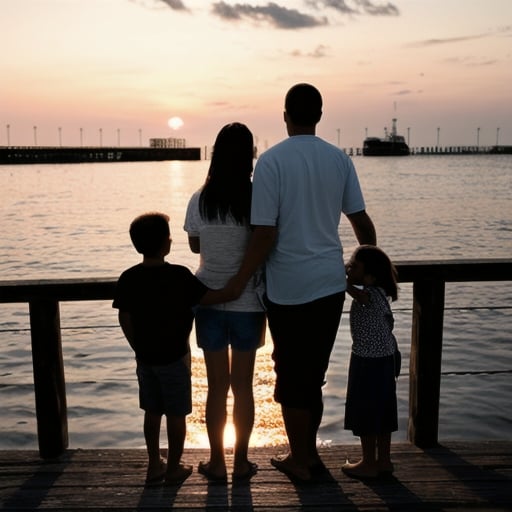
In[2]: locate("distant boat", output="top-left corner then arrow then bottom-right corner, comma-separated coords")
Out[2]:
363,118 -> 410,156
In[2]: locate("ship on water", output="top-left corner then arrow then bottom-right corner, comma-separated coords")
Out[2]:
363,118 -> 410,156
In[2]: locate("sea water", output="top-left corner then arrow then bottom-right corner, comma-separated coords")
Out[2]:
0,154 -> 511,449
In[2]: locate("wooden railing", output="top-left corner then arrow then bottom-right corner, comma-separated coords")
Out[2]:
1,259 -> 511,459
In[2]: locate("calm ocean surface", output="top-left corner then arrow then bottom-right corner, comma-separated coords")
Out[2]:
0,154 -> 511,450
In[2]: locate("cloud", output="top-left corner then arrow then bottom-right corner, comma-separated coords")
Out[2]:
146,0 -> 400,26
132,0 -> 188,10
443,56 -> 498,67
290,44 -> 329,58
158,0 -> 188,8
408,34 -> 489,48
211,2 -> 327,29
306,0 -> 399,16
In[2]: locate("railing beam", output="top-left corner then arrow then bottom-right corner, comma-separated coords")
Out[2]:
408,279 -> 445,447
29,299 -> 68,458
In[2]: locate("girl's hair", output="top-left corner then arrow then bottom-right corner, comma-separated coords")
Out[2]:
199,122 -> 254,225
354,245 -> 399,301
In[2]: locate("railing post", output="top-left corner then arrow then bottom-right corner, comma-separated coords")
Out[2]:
29,299 -> 68,458
408,279 -> 445,448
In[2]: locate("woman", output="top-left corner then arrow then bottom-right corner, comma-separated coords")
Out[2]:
184,122 -> 265,482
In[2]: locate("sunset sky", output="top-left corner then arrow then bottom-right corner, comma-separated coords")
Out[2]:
2,0 -> 511,151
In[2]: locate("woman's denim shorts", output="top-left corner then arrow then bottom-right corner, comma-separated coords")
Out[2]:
195,307 -> 266,352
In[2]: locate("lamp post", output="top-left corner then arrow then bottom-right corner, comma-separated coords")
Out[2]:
117,128 -> 120,147
6,124 -> 10,146
407,127 -> 410,146
437,127 -> 440,148
58,127 -> 62,147
99,128 -> 103,147
139,128 -> 142,147
496,127 -> 500,146
80,128 -> 83,147
336,128 -> 340,148
477,127 -> 480,149
33,126 -> 37,146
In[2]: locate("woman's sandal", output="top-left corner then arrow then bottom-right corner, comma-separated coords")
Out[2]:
197,461 -> 228,483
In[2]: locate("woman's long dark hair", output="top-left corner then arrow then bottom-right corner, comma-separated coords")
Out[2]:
199,122 -> 254,225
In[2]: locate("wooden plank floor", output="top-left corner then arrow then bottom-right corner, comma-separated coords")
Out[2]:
1,442 -> 511,511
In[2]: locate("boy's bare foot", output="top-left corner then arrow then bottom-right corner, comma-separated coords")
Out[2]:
341,460 -> 379,479
145,459 -> 166,486
232,461 -> 258,481
165,463 -> 193,485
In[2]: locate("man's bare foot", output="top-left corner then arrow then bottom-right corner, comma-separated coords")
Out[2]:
378,461 -> 394,474
270,454 -> 311,483
165,463 -> 193,485
341,460 -> 379,479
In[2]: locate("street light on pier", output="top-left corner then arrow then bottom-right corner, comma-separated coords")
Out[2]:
138,128 -> 142,147
33,126 -> 37,146
477,127 -> 480,148
99,128 -> 103,147
6,124 -> 10,146
58,127 -> 62,147
437,127 -> 440,148
117,128 -> 120,147
496,127 -> 500,146
80,128 -> 83,147
336,128 -> 340,147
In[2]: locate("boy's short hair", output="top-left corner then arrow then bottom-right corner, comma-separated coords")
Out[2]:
129,212 -> 170,257
285,83 -> 322,126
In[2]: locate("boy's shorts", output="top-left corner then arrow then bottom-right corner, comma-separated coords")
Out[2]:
136,356 -> 191,416
195,308 -> 266,352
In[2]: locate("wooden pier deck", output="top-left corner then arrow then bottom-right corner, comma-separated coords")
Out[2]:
1,442 -> 511,511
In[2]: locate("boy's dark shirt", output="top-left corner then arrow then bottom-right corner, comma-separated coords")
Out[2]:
112,262 -> 208,365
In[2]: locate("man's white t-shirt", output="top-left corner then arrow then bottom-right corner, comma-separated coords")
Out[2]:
251,135 -> 366,305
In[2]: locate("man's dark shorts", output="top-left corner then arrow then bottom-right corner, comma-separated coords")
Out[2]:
265,291 -> 345,409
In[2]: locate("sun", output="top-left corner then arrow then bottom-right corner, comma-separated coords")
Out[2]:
168,116 -> 184,130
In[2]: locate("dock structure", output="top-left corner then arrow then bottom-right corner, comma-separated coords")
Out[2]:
1,442 -> 511,510
1,258 -> 511,510
0,146 -> 201,164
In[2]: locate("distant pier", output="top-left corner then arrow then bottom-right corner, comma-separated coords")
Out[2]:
345,145 -> 512,157
0,145 -> 201,165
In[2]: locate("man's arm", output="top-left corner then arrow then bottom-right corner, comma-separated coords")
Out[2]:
346,210 -> 377,245
226,225 -> 277,296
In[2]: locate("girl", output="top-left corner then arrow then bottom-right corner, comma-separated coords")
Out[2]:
342,245 -> 399,479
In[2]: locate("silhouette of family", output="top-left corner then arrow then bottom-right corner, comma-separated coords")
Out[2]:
113,83 -> 400,487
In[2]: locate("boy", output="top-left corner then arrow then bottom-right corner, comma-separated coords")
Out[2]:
113,212 -> 237,486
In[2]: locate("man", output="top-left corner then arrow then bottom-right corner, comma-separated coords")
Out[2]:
229,83 -> 376,482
